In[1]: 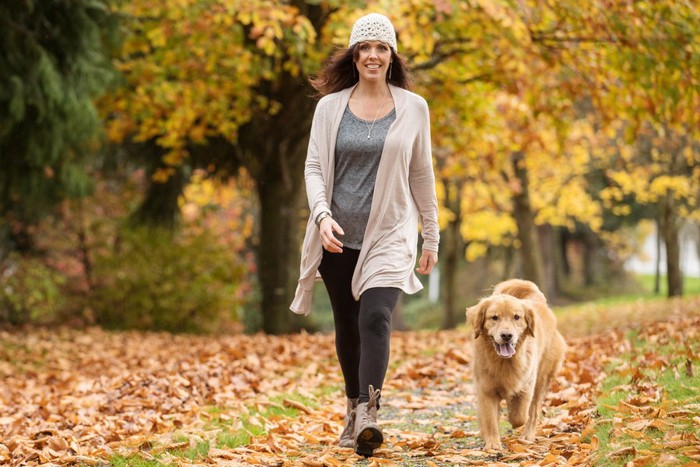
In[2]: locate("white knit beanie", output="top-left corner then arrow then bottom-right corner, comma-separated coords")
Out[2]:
348,13 -> 397,52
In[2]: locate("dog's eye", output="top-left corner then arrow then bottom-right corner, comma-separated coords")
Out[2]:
490,316 -> 498,321
514,315 -> 520,320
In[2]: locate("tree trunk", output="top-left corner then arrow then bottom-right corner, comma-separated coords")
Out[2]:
257,178 -> 304,334
654,216 -> 662,294
660,195 -> 683,297
442,180 -> 463,329
132,143 -> 190,229
240,78 -> 317,334
559,230 -> 571,280
503,245 -> 517,279
511,152 -> 545,292
538,224 -> 559,301
581,227 -> 602,287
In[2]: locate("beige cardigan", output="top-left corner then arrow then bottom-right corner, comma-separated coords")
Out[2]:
290,84 -> 440,315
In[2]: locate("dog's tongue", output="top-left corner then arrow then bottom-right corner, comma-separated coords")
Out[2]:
498,343 -> 516,358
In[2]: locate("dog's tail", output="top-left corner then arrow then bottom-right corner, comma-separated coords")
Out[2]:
493,279 -> 547,304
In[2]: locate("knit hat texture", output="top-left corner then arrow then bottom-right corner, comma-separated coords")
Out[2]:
349,13 -> 397,52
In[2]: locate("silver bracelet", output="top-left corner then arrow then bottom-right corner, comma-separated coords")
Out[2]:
315,211 -> 330,226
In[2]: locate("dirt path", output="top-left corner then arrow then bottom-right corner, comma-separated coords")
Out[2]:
166,330 -> 601,466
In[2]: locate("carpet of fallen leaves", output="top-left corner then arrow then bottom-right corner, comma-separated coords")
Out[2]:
1,296 -> 699,466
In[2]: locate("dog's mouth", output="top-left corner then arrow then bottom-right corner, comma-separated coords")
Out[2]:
493,341 -> 516,358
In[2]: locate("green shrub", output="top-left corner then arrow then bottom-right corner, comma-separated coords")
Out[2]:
0,253 -> 67,324
90,226 -> 246,333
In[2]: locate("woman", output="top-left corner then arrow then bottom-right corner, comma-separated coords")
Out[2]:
290,12 -> 440,457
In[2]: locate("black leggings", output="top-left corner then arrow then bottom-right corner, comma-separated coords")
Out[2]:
318,248 -> 401,403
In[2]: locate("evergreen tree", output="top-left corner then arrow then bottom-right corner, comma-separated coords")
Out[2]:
0,0 -> 116,254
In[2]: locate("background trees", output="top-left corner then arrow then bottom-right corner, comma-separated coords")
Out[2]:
0,0 -> 698,333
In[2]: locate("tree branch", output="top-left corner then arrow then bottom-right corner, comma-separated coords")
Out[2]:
411,38 -> 478,71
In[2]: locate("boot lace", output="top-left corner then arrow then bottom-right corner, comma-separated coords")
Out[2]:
367,385 -> 381,410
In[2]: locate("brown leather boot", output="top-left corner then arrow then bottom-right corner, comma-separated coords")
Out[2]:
353,385 -> 383,457
339,397 -> 358,448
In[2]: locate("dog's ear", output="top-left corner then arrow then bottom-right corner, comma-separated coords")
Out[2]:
467,301 -> 487,339
524,304 -> 536,338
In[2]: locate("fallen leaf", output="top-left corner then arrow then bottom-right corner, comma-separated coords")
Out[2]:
606,446 -> 636,459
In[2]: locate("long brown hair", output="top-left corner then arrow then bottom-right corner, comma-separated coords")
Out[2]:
309,45 -> 412,97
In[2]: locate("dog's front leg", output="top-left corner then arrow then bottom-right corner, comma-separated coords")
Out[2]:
477,390 -> 502,450
507,391 -> 532,429
521,381 -> 545,442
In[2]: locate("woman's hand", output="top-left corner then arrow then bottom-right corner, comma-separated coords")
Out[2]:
319,217 -> 344,253
416,250 -> 438,275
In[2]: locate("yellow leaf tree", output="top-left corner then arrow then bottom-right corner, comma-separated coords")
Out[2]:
575,1 -> 700,297
413,0 -> 698,323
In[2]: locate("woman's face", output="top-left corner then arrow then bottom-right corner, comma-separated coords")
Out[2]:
354,41 -> 392,83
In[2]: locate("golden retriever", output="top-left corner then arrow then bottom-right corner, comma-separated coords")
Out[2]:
466,279 -> 566,450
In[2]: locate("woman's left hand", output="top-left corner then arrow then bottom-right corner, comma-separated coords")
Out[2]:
416,250 -> 438,275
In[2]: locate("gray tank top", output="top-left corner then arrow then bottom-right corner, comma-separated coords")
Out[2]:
331,105 -> 396,249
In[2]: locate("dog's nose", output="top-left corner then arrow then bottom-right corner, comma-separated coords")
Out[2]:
501,332 -> 513,342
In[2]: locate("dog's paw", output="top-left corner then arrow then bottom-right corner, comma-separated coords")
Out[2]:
484,440 -> 502,450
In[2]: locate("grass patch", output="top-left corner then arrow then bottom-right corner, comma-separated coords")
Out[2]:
636,274 -> 700,297
168,438 -> 210,460
203,392 -> 319,449
217,429 -> 258,449
595,374 -> 629,419
589,326 -> 700,466
109,434 -> 210,466
214,413 -> 268,449
109,456 -> 164,467
559,274 -> 700,309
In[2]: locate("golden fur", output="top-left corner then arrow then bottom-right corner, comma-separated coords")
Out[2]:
466,279 -> 566,450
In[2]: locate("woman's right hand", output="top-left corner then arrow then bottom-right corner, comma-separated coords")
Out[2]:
319,217 -> 344,253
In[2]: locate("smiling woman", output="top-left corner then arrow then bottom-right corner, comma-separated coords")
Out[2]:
308,15 -> 411,96
291,12 -> 440,459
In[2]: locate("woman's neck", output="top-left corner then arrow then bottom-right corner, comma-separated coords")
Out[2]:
355,81 -> 390,99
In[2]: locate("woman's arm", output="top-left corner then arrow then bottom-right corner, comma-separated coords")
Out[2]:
409,99 -> 440,256
304,103 -> 332,222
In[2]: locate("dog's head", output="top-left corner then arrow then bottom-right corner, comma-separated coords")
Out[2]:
466,295 -> 535,359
